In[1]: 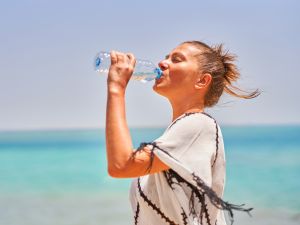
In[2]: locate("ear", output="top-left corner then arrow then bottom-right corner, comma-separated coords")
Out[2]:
194,73 -> 212,90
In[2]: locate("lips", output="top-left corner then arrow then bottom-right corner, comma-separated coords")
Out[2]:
158,72 -> 166,79
155,75 -> 164,84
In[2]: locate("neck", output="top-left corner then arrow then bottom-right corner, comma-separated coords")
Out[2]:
169,96 -> 205,122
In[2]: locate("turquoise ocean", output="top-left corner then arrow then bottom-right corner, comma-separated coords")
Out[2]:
0,126 -> 299,225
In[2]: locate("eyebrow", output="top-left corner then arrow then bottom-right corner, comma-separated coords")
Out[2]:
165,52 -> 186,59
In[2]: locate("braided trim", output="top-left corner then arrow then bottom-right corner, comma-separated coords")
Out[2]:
134,202 -> 140,225
201,112 -> 219,168
137,177 -> 179,225
168,112 -> 206,130
180,207 -> 188,225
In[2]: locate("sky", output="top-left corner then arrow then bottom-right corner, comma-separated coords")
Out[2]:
0,0 -> 299,131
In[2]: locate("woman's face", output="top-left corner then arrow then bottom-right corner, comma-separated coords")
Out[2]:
153,43 -> 202,99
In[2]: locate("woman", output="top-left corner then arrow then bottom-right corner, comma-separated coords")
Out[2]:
105,41 -> 259,225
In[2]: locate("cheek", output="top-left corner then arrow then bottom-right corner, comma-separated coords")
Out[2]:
169,71 -> 192,88
166,70 -> 182,86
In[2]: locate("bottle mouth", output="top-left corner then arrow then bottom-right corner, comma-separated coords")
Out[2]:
154,68 -> 163,79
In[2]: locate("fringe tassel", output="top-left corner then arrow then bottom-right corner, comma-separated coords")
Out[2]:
191,172 -> 253,225
133,142 -> 253,225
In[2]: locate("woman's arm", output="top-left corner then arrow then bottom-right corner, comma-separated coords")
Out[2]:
106,91 -> 169,178
105,89 -> 132,175
105,51 -> 169,178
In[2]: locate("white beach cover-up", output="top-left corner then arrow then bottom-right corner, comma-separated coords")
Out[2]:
129,112 -> 251,225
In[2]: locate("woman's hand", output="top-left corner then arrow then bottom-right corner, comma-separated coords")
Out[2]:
107,51 -> 136,94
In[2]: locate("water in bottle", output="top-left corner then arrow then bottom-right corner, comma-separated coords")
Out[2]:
94,51 -> 162,83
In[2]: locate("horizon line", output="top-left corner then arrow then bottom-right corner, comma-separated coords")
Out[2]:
1,123 -> 300,133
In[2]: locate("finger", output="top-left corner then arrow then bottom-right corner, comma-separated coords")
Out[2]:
115,51 -> 125,63
127,53 -> 136,67
110,50 -> 117,65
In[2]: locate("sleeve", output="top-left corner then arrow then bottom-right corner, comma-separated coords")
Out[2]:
136,112 -> 253,224
150,113 -> 216,187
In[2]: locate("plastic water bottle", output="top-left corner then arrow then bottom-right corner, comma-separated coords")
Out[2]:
94,51 -> 162,83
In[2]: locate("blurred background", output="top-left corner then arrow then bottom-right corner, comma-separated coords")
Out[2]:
0,0 -> 299,224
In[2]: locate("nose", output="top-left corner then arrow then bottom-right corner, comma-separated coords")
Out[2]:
158,60 -> 169,71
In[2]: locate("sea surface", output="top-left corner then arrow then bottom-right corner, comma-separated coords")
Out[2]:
0,126 -> 299,225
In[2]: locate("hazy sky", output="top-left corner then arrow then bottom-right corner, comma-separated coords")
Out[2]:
0,0 -> 299,131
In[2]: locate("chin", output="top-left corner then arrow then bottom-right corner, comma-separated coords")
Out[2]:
152,83 -> 168,97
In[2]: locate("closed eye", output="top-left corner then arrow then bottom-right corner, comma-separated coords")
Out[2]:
172,57 -> 182,62
165,52 -> 185,62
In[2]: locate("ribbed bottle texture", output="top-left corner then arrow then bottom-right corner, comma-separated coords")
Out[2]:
94,51 -> 162,83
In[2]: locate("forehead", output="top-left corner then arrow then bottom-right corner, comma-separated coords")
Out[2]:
170,44 -> 201,58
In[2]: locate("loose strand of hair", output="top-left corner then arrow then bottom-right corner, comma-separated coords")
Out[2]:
224,84 -> 261,99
